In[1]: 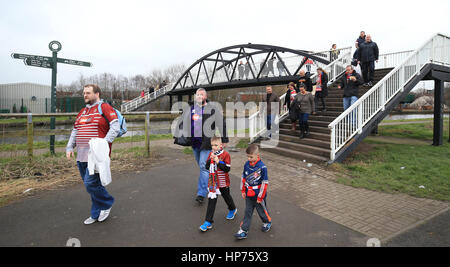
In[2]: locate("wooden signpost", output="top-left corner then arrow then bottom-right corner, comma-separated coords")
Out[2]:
11,41 -> 92,155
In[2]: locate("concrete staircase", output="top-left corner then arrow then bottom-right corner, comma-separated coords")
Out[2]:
261,67 -> 394,163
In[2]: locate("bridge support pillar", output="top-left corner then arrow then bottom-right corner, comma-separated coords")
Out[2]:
432,79 -> 444,146
169,95 -> 173,108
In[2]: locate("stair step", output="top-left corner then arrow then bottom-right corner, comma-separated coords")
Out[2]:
279,133 -> 331,149
276,140 -> 330,157
280,128 -> 330,138
261,146 -> 329,163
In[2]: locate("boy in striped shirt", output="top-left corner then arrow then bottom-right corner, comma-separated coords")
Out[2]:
199,136 -> 237,232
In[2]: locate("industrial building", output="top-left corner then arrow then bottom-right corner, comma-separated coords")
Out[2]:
0,82 -> 51,113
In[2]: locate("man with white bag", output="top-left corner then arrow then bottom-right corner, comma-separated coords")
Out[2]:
66,84 -> 120,225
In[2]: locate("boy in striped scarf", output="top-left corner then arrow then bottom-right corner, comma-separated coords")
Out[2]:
199,137 -> 237,232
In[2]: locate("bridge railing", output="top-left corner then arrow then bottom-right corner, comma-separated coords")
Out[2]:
121,83 -> 174,112
328,33 -> 450,161
376,50 -> 414,69
249,50 -> 352,142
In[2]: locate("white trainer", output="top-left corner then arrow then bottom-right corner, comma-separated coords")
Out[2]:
98,208 -> 112,222
84,217 -> 97,225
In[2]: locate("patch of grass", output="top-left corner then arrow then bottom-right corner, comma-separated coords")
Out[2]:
0,116 -> 73,124
236,138 -> 250,149
378,121 -> 449,141
0,134 -> 173,152
336,141 -> 450,202
183,147 -> 193,154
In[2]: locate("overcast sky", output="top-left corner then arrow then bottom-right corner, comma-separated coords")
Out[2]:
1,0 -> 449,86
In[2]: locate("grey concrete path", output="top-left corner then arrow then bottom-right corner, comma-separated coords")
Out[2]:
0,152 -> 367,247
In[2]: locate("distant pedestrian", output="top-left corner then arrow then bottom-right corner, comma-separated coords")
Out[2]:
261,85 -> 280,138
305,58 -> 314,73
267,57 -> 275,77
260,62 -> 268,77
297,70 -> 313,92
284,82 -> 299,131
330,44 -> 340,61
238,61 -> 245,80
355,31 -> 366,49
244,61 -> 250,79
338,65 -> 363,111
315,67 -> 328,113
293,83 -> 315,139
358,34 -> 379,86
276,59 -> 286,76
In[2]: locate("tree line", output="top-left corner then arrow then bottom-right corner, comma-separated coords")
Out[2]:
56,63 -> 186,100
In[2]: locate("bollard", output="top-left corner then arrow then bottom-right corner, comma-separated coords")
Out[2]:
145,112 -> 150,157
27,113 -> 33,159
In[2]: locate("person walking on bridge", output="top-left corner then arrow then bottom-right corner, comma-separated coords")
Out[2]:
66,84 -> 120,225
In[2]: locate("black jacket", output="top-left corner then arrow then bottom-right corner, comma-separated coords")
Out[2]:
176,100 -> 228,150
338,70 -> 363,97
284,87 -> 299,108
296,73 -> 313,92
358,41 -> 379,62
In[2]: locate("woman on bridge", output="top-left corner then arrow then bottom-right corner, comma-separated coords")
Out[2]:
293,83 -> 315,139
284,82 -> 299,131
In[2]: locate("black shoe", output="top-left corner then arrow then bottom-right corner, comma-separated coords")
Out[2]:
195,196 -> 204,205
299,131 -> 305,139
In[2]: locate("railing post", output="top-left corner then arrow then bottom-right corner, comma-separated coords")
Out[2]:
400,66 -> 405,92
380,84 -> 385,111
357,104 -> 363,134
145,111 -> 150,157
430,36 -> 435,62
27,113 -> 33,160
330,126 -> 335,161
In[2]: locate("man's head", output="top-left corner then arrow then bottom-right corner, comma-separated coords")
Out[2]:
246,144 -> 259,163
266,85 -> 272,94
332,44 -> 337,49
365,34 -> 372,42
210,136 -> 223,152
346,65 -> 354,73
299,70 -> 305,77
195,88 -> 207,105
360,31 -> 365,38
83,84 -> 101,105
240,60 -> 243,65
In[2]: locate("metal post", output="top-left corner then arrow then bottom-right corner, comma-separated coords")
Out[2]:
27,113 -> 33,159
145,111 -> 150,157
50,50 -> 57,155
433,79 -> 444,146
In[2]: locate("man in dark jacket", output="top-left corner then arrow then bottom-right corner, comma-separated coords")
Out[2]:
297,70 -> 313,92
358,34 -> 379,86
182,88 -> 229,204
261,85 -> 280,138
338,65 -> 363,111
355,31 -> 366,49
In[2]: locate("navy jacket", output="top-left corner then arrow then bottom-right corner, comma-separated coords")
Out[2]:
358,41 -> 379,62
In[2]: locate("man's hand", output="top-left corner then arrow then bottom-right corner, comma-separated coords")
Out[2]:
241,192 -> 246,199
338,85 -> 341,89
66,151 -> 74,159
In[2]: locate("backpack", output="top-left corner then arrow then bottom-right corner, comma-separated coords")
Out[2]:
98,102 -> 127,137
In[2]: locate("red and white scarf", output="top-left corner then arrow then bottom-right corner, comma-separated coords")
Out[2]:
208,149 -> 224,199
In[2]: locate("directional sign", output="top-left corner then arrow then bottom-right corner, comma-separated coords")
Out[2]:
12,53 -> 52,61
24,58 -> 53,69
57,57 -> 92,67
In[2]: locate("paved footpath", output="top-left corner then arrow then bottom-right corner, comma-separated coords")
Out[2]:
0,150 -> 367,247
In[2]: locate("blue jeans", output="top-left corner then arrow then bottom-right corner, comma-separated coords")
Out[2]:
192,147 -> 211,198
343,96 -> 358,110
266,114 -> 275,137
343,96 -> 358,124
77,161 -> 114,219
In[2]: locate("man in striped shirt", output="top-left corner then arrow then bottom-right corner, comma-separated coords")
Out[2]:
66,84 -> 120,225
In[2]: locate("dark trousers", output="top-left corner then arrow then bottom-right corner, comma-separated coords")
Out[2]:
298,113 -> 310,132
240,196 -> 271,232
205,187 -> 236,223
361,61 -> 375,83
314,94 -> 326,111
